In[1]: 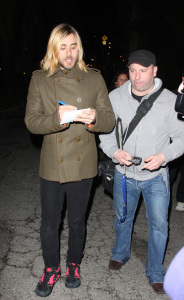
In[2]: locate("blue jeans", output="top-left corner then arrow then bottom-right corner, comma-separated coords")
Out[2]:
112,169 -> 170,284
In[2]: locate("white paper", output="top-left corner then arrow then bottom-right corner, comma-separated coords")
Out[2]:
60,108 -> 90,124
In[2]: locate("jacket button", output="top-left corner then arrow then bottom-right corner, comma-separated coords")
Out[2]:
59,158 -> 63,163
76,137 -> 81,142
76,156 -> 81,161
76,78 -> 80,82
64,71 -> 68,75
58,138 -> 63,143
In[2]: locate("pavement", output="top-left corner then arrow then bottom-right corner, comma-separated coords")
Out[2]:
0,105 -> 184,300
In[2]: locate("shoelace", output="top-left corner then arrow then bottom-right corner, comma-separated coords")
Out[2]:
74,266 -> 80,278
66,264 -> 80,279
39,266 -> 60,286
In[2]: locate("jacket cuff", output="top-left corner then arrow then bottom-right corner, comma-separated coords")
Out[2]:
162,148 -> 175,164
49,111 -> 69,133
106,145 -> 119,161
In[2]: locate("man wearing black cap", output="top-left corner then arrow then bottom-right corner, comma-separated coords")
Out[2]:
100,49 -> 184,294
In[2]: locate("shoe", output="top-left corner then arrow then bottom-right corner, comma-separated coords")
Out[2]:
151,283 -> 165,294
109,259 -> 122,270
65,262 -> 81,288
175,202 -> 184,211
35,264 -> 61,297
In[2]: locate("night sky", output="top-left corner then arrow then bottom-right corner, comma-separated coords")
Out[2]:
0,0 -> 184,94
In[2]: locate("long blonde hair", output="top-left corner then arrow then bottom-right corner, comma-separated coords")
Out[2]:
40,24 -> 87,76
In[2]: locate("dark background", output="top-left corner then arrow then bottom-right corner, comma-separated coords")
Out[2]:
0,0 -> 184,108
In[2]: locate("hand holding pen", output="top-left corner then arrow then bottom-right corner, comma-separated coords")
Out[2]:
58,100 -> 77,123
58,100 -> 96,125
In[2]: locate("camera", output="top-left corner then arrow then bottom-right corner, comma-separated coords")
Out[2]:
129,156 -> 142,165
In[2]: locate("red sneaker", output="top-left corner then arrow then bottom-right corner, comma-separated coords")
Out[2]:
35,264 -> 61,297
65,262 -> 81,288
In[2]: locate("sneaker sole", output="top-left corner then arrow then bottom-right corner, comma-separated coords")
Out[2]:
65,279 -> 81,289
35,274 -> 60,297
35,285 -> 53,297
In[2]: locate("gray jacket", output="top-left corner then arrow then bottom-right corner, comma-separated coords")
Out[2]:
99,78 -> 184,180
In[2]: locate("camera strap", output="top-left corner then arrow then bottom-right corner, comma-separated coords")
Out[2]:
115,86 -> 163,223
121,86 -> 164,145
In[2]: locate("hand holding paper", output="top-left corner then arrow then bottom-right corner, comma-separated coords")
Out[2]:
74,108 -> 96,124
58,100 -> 96,125
60,108 -> 90,124
58,104 -> 77,124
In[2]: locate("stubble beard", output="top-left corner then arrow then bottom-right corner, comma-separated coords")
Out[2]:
132,81 -> 153,95
58,56 -> 78,70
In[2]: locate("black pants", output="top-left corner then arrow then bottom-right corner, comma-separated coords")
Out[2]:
40,177 -> 93,267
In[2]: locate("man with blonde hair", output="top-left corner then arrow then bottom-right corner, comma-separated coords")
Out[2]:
25,23 -> 115,297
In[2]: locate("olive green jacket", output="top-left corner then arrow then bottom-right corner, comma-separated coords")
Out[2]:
25,64 -> 115,183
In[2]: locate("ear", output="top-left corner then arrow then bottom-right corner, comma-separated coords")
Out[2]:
153,66 -> 158,77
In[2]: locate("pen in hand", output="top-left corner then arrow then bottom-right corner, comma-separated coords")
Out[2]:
58,100 -> 78,110
58,100 -> 78,123
58,100 -> 67,105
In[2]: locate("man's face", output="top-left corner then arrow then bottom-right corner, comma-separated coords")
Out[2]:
58,33 -> 79,70
129,63 -> 158,96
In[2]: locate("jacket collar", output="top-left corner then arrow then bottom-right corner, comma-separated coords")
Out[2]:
51,64 -> 84,79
